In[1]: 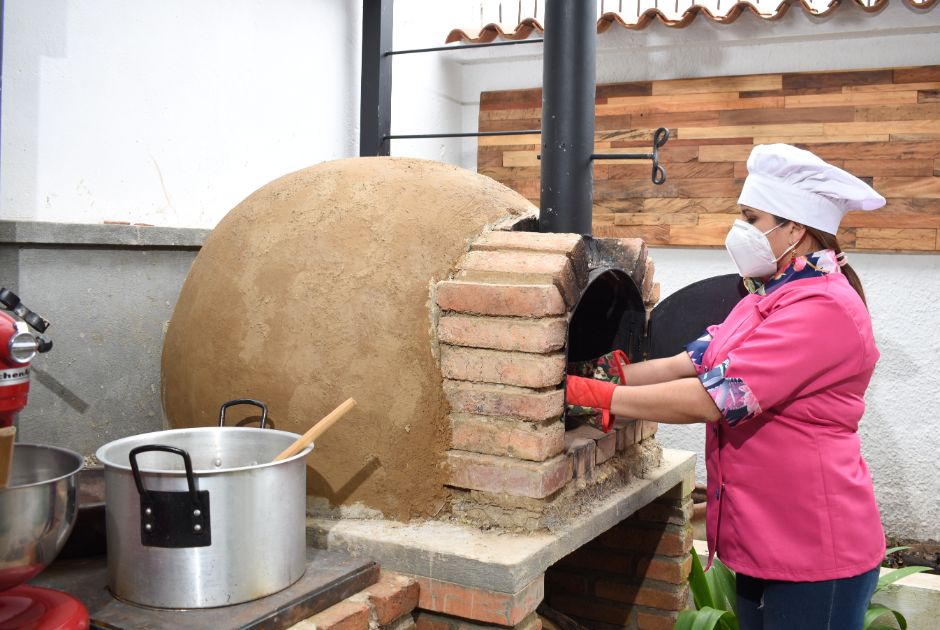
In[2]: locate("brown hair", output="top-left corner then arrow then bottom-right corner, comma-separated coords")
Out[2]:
773,216 -> 867,306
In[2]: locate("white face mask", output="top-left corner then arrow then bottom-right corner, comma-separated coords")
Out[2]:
724,220 -> 798,278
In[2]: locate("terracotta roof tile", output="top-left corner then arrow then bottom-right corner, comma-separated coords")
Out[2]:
446,0 -> 937,42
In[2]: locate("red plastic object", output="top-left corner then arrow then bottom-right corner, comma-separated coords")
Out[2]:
0,585 -> 89,630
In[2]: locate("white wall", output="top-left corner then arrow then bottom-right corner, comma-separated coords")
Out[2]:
1,0 -> 362,228
387,1 -> 940,541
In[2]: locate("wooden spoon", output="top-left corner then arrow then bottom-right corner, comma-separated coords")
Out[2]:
0,426 -> 16,489
273,398 -> 356,462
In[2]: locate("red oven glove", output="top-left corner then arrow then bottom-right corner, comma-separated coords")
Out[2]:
565,375 -> 618,432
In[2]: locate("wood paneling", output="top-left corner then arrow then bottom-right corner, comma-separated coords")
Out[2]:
478,66 -> 940,252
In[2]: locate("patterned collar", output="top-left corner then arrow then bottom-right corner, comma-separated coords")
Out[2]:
744,249 -> 840,296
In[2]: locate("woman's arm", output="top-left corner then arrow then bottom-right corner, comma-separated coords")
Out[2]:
611,378 -> 721,424
622,351 -> 698,385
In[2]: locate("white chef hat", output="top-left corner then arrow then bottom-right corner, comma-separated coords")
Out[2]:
737,144 -> 886,235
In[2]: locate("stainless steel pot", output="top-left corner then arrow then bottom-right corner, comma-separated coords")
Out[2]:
0,443 -> 83,592
95,400 -> 313,609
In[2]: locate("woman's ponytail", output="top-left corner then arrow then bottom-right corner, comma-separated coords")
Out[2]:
805,226 -> 867,306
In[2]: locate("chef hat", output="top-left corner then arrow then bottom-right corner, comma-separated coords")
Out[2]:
737,144 -> 886,235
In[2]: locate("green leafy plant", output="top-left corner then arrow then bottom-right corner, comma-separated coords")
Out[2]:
675,551 -> 737,630
674,547 -> 931,630
864,546 -> 932,630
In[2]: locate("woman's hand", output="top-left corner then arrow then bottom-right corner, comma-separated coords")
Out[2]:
565,357 -> 721,426
565,375 -> 617,411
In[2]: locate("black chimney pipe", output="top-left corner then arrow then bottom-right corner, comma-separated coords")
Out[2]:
538,0 -> 597,236
360,0 -> 393,157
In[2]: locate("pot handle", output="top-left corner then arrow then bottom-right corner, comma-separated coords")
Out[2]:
129,445 -> 200,503
218,399 -> 268,429
128,445 -> 211,548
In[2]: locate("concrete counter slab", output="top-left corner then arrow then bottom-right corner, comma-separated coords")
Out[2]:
308,448 -> 695,594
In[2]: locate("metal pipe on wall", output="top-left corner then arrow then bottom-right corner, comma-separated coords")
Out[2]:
538,0 -> 597,236
360,0 -> 393,157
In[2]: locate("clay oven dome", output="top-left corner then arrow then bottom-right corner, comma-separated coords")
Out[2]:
161,157 -> 537,519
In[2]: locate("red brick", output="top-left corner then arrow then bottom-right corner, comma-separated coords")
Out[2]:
600,523 -> 693,557
447,450 -> 572,498
622,238 -> 650,286
472,231 -> 583,255
459,250 -> 570,276
645,282 -> 661,307
443,380 -> 564,422
595,579 -> 689,611
362,571 -> 420,626
639,583 -> 690,612
440,345 -> 565,388
594,432 -> 617,465
638,499 -> 694,526
451,414 -> 564,461
637,609 -> 681,630
456,251 -> 579,306
641,258 -> 656,304
415,611 -> 541,630
639,420 -> 658,441
613,417 -> 637,451
306,599 -> 371,630
595,431 -> 616,464
565,436 -> 596,481
591,237 -> 647,282
437,315 -> 567,353
566,424 -> 604,441
636,554 -> 693,585
658,470 -> 696,501
566,424 -> 617,464
411,574 -> 543,626
436,281 -> 566,317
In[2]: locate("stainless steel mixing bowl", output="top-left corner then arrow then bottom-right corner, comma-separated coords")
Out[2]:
0,443 -> 83,592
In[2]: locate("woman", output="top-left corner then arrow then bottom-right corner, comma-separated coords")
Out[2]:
566,144 -> 886,630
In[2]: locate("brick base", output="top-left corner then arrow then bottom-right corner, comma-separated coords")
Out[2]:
448,441 -> 662,532
412,574 -> 543,627
542,477 -> 694,629
290,571 -> 419,630
415,611 -> 542,630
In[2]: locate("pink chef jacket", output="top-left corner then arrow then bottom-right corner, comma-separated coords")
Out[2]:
690,268 -> 884,582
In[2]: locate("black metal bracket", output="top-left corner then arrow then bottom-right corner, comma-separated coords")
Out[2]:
590,127 -> 670,185
129,445 -> 211,549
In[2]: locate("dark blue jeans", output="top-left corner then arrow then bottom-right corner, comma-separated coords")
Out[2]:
736,566 -> 880,630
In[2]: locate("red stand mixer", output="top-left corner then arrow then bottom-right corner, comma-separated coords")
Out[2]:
0,288 -> 89,630
1,288 -> 53,428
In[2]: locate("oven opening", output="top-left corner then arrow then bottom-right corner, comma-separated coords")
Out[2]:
565,267 -> 646,429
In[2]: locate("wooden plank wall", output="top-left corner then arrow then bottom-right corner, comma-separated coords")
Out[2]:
477,66 -> 940,253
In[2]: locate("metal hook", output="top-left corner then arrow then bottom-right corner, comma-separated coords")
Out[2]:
651,127 -> 669,185
588,126 -> 669,185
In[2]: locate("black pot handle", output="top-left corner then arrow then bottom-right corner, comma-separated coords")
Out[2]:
218,399 -> 268,428
129,444 -> 200,505
128,444 -> 211,548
